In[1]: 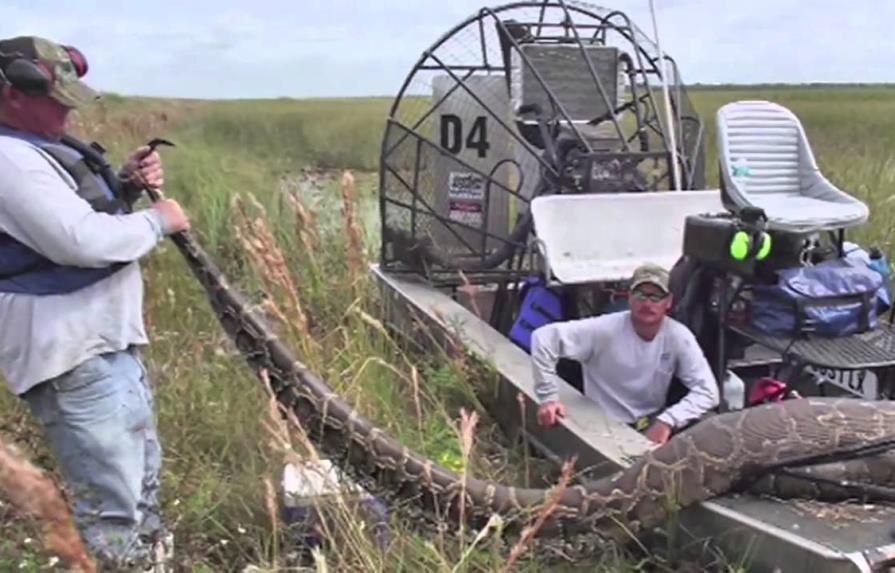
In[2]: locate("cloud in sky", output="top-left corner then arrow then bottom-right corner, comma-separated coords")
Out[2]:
2,0 -> 892,99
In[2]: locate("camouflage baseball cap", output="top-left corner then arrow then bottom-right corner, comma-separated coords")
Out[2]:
630,262 -> 670,294
0,36 -> 98,107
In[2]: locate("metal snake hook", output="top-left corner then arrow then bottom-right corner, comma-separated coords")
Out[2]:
142,138 -> 176,203
139,137 -> 193,251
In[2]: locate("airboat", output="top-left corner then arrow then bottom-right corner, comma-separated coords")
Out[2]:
370,2 -> 895,571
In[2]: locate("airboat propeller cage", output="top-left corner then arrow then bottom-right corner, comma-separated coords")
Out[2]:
379,0 -> 706,284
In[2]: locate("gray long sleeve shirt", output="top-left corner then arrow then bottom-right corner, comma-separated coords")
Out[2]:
531,311 -> 720,429
0,133 -> 166,394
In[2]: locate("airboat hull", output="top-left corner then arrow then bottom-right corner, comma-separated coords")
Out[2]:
372,264 -> 895,573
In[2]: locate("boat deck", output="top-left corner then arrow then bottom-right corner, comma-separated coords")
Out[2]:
731,321 -> 895,371
372,264 -> 895,573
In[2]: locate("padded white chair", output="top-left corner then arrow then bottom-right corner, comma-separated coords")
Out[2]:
531,190 -> 724,285
717,100 -> 868,233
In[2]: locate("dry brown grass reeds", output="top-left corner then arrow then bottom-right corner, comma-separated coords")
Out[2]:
516,393 -> 531,488
0,436 -> 95,573
231,194 -> 319,359
284,191 -> 320,260
501,456 -> 577,573
457,408 -> 479,545
340,170 -> 366,284
68,99 -> 195,151
258,370 -> 383,572
278,174 -> 321,269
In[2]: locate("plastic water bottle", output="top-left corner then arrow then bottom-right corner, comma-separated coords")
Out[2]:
870,247 -> 891,278
731,157 -> 750,192
870,247 -> 892,301
722,370 -> 745,411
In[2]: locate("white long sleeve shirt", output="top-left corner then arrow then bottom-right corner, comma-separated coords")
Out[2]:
531,311 -> 720,429
0,132 -> 166,394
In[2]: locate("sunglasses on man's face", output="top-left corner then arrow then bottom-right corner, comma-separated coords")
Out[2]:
631,289 -> 668,303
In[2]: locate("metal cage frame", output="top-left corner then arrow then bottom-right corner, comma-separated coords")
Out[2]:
378,0 -> 706,286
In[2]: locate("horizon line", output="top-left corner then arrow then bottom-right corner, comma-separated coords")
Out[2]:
98,81 -> 895,102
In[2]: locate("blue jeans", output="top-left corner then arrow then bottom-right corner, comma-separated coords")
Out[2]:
22,347 -> 164,564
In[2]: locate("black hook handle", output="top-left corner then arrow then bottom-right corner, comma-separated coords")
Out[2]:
146,138 -> 175,153
142,138 -> 176,202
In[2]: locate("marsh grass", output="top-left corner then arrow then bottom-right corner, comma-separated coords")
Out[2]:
1,87 -> 893,571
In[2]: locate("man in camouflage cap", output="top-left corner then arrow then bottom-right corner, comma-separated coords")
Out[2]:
0,35 -> 100,108
0,36 -> 188,569
629,261 -> 671,296
531,262 -> 719,445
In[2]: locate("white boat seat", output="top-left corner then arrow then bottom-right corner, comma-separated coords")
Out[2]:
716,100 -> 868,233
531,191 -> 724,285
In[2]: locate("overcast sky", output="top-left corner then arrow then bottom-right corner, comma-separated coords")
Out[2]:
3,0 -> 892,99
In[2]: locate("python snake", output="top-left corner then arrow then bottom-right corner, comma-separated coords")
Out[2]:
163,225 -> 895,544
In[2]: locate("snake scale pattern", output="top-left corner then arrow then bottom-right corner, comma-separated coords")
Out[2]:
166,227 -> 895,543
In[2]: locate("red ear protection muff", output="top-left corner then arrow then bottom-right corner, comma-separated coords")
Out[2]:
63,45 -> 88,77
0,45 -> 87,96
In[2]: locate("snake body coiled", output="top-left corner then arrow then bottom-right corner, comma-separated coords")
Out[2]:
167,227 -> 895,541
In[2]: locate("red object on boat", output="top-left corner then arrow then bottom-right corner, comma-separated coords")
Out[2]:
748,377 -> 791,405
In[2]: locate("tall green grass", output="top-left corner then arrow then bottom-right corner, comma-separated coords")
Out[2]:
1,87 -> 893,571
0,97 -> 588,572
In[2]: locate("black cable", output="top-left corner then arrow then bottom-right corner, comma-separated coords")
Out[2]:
772,467 -> 895,502
738,438 -> 895,495
768,439 -> 895,474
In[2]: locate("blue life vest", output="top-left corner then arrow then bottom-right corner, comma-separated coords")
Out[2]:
0,127 -> 134,295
